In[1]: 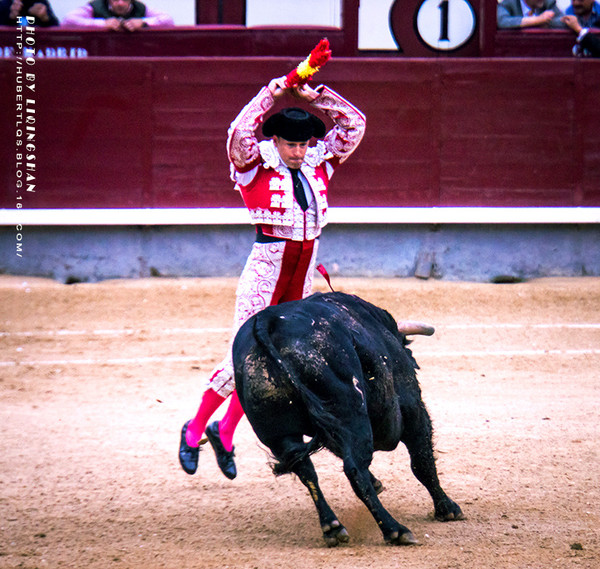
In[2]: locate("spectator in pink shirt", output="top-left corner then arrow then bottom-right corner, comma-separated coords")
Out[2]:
63,0 -> 173,31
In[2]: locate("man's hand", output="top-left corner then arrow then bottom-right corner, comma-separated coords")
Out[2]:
121,18 -> 145,32
293,83 -> 320,102
28,3 -> 50,22
268,77 -> 320,102
104,17 -> 123,31
534,10 -> 556,25
522,9 -> 556,27
562,15 -> 582,34
268,76 -> 288,99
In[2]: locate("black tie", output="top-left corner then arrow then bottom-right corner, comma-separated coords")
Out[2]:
290,168 -> 309,211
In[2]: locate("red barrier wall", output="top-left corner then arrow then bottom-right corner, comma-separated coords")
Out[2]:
2,57 -> 599,211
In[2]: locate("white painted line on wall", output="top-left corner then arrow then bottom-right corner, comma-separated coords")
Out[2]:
2,206 -> 600,226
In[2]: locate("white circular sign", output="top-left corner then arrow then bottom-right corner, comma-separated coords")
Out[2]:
416,0 -> 477,51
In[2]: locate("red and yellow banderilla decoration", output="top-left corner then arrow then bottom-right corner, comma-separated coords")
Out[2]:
284,38 -> 332,88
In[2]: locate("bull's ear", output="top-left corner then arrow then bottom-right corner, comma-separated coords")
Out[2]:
397,321 -> 435,336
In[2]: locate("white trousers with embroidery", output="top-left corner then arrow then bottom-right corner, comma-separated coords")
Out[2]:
209,240 -> 319,397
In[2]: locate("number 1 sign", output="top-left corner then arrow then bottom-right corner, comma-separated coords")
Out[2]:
415,0 -> 477,51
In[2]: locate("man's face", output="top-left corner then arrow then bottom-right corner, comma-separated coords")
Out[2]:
109,0 -> 132,16
273,136 -> 309,169
571,0 -> 594,16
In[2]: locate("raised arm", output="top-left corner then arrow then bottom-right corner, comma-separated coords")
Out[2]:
309,85 -> 366,165
226,81 -> 282,172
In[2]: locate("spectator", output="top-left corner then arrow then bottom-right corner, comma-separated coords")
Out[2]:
565,0 -> 600,27
63,0 -> 173,31
0,0 -> 59,26
562,14 -> 600,55
497,0 -> 566,28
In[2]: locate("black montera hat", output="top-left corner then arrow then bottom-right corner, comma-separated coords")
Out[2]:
262,107 -> 326,142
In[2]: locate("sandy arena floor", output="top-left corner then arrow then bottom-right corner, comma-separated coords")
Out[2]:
0,275 -> 599,569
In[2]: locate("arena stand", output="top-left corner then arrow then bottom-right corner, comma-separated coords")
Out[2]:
1,0 -> 599,282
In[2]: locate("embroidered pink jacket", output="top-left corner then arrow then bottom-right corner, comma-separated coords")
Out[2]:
226,85 -> 366,241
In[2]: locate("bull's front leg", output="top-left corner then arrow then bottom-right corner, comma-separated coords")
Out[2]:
401,407 -> 464,521
408,443 -> 463,521
292,456 -> 350,547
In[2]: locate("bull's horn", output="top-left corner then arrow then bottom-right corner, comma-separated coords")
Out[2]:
397,321 -> 435,336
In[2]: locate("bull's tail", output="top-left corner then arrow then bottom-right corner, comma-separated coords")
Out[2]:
252,312 -> 346,475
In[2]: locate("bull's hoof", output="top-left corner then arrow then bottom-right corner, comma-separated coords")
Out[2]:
386,530 -> 419,546
434,499 -> 464,522
436,510 -> 465,521
322,520 -> 349,547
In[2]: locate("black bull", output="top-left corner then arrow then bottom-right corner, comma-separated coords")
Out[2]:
232,291 -> 463,546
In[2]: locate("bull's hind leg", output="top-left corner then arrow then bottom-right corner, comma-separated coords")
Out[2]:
401,407 -> 464,521
294,456 -> 350,547
269,436 -> 349,547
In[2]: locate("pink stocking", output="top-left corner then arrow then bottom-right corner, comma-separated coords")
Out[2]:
217,390 -> 245,452
185,388 -> 226,447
